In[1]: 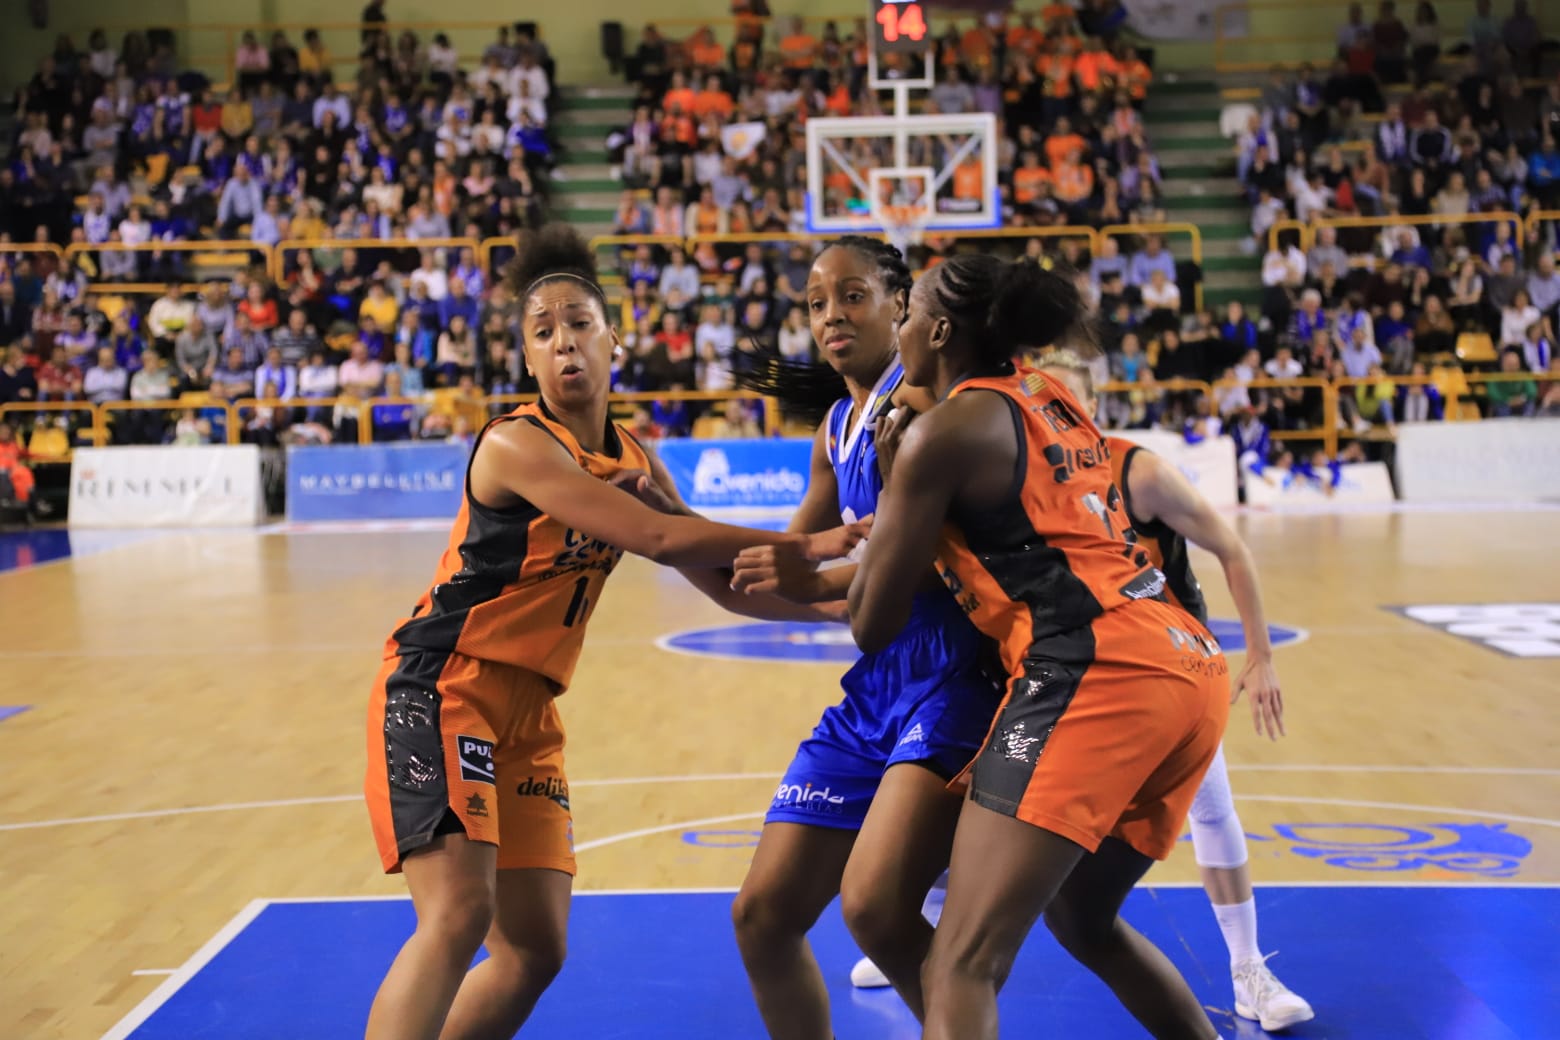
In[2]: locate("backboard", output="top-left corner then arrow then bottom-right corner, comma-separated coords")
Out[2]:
804,112 -> 1001,246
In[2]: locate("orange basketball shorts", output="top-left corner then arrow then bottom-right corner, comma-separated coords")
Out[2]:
365,648 -> 575,875
961,597 -> 1230,861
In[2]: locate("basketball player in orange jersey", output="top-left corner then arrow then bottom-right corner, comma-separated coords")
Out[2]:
362,224 -> 860,1040
845,255 -> 1228,1039
1032,349 -> 1313,1031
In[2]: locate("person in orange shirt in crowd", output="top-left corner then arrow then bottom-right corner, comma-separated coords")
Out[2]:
1006,12 -> 1045,57
951,158 -> 985,206
1118,45 -> 1153,104
1052,147 -> 1096,222
687,27 -> 725,71
959,20 -> 999,74
0,422 -> 36,507
691,74 -> 734,122
1041,1 -> 1077,30
1074,37 -> 1120,95
779,17 -> 818,70
1035,41 -> 1075,123
661,71 -> 696,120
1012,150 -> 1054,217
1044,116 -> 1086,170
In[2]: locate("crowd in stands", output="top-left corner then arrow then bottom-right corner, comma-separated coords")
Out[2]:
1233,0 -> 1560,434
0,6 -> 585,456
612,4 -> 1157,235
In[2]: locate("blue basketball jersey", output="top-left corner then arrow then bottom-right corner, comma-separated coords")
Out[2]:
826,359 -> 903,525
824,359 -> 970,629
766,359 -> 1003,831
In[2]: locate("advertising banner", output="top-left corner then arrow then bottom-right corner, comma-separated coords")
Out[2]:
69,445 -> 263,528
286,443 -> 469,522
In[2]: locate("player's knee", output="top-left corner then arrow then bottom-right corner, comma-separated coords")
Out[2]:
420,890 -> 494,960
1042,900 -> 1118,963
731,883 -> 795,948
922,929 -> 1018,992
838,882 -> 906,955
488,932 -> 567,987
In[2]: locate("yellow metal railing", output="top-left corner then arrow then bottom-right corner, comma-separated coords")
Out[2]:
8,373 -> 1555,466
0,402 -> 106,450
1273,211 -> 1524,262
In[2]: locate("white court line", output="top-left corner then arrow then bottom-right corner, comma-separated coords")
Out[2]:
6,766 -> 1560,833
101,899 -> 268,1040
0,773 -> 783,833
575,812 -> 763,853
129,970 -> 175,977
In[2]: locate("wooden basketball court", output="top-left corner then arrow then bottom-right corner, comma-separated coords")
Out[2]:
1,506 -> 1557,1038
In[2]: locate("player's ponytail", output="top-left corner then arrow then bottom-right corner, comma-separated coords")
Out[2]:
734,350 -> 848,428
981,258 -> 1093,368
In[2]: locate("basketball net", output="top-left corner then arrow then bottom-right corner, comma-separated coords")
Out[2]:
871,199 -> 930,258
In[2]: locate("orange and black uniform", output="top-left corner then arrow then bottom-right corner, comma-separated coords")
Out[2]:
1109,436 -> 1208,625
365,402 -> 651,874
937,367 -> 1228,860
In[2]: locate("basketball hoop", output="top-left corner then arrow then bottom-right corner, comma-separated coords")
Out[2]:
867,166 -> 934,257
877,203 -> 930,257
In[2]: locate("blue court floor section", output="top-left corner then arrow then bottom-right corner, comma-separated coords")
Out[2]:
120,886 -> 1556,1039
0,528 -> 74,572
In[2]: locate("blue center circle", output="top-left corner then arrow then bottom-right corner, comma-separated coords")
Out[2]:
658,618 -> 1305,664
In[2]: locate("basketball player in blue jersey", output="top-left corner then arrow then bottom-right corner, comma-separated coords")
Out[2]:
728,237 -> 1005,1038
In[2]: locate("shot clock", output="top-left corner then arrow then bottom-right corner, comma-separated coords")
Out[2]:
870,0 -> 932,54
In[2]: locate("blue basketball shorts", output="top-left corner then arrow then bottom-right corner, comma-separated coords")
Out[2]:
765,617 -> 1004,831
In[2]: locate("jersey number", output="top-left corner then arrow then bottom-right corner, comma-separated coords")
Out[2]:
1081,488 -> 1140,556
562,576 -> 591,628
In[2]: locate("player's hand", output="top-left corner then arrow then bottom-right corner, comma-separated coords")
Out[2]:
731,544 -> 823,602
800,517 -> 872,562
1233,655 -> 1285,740
874,406 -> 915,484
609,469 -> 680,514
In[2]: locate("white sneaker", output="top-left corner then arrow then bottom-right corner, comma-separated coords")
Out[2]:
849,956 -> 892,989
1233,955 -> 1315,1031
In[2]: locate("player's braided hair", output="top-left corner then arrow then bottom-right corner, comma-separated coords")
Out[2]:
925,255 -> 1094,368
735,236 -> 912,427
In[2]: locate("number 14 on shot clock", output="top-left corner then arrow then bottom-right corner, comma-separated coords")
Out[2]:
872,0 -> 930,52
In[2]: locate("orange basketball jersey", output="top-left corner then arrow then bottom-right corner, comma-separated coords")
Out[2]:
1107,437 -> 1208,624
936,367 -> 1164,679
387,402 -> 651,691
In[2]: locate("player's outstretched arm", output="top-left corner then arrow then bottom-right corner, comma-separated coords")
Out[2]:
473,420 -> 857,570
1127,449 -> 1285,740
627,441 -> 852,623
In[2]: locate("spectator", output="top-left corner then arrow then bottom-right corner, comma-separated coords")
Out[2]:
435,314 -> 476,383
84,347 -> 129,404
1487,349 -> 1537,417
1398,361 -> 1444,421
1520,320 -> 1553,375
1340,324 -> 1384,377
0,345 -> 39,404
147,285 -> 194,350
1500,290 -> 1546,350
1127,235 -> 1175,287
37,345 -> 84,401
273,308 -> 321,367
212,345 -> 256,400
253,345 -> 297,400
128,350 -> 175,442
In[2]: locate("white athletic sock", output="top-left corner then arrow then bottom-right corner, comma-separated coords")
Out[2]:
1212,897 -> 1261,968
922,871 -> 948,927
